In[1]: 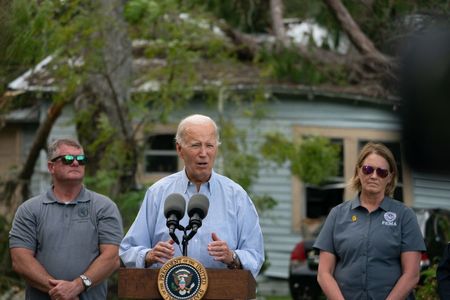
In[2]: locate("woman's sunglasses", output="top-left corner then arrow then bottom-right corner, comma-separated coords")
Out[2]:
51,154 -> 87,165
361,165 -> 389,178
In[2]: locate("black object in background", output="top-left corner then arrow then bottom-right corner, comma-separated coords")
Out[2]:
437,243 -> 450,300
400,25 -> 450,174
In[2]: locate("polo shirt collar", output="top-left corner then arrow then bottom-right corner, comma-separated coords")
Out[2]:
44,185 -> 89,204
350,194 -> 391,211
350,197 -> 361,210
378,197 -> 392,211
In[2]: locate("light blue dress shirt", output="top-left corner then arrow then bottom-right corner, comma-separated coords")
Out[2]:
119,169 -> 264,278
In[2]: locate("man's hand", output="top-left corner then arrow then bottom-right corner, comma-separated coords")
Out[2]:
48,278 -> 82,300
145,239 -> 175,266
208,233 -> 234,265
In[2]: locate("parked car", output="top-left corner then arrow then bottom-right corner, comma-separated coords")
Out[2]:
288,223 -> 323,300
414,208 -> 450,268
288,207 -> 450,300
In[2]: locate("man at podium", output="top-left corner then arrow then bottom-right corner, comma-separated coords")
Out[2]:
119,114 -> 264,278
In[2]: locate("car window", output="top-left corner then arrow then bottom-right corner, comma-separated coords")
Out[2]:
414,209 -> 429,237
435,212 -> 450,243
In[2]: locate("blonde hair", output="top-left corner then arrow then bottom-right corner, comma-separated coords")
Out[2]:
349,142 -> 398,197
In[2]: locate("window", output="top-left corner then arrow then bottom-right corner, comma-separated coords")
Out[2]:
306,182 -> 345,218
305,139 -> 344,218
145,134 -> 177,173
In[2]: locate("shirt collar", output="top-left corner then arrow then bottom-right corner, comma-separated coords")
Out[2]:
350,197 -> 361,210
350,194 -> 390,211
181,168 -> 213,198
378,197 -> 391,211
44,185 -> 89,204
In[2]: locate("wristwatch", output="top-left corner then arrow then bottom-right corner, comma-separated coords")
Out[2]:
79,274 -> 92,291
227,251 -> 241,269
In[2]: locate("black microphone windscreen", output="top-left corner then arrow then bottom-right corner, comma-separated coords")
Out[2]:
188,194 -> 209,219
164,193 -> 186,220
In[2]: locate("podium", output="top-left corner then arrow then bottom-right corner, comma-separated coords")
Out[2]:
118,267 -> 256,300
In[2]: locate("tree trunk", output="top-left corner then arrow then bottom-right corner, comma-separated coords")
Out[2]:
75,0 -> 137,197
0,100 -> 68,222
270,0 -> 289,48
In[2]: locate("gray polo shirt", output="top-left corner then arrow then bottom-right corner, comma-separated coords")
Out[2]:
9,186 -> 123,300
314,196 -> 426,300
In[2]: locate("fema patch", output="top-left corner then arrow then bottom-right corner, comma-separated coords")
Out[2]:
158,256 -> 208,300
382,211 -> 397,226
78,204 -> 89,218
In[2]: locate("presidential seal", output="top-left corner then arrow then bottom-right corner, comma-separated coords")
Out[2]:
158,256 -> 208,300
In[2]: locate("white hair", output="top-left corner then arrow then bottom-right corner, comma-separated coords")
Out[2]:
175,114 -> 220,145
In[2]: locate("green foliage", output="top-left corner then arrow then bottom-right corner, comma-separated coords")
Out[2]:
124,0 -> 162,24
187,0 -> 271,33
259,47 -> 348,85
122,0 -> 241,127
84,170 -> 118,196
260,133 -> 295,165
261,134 -> 340,185
84,171 -> 146,230
415,265 -> 439,300
0,215 -> 22,295
115,189 -> 147,230
295,136 -> 340,185
0,0 -> 52,93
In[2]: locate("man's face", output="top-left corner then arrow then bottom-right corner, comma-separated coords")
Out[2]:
48,144 -> 85,183
176,122 -> 218,186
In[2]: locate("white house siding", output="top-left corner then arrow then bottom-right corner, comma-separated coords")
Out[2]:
412,172 -> 450,210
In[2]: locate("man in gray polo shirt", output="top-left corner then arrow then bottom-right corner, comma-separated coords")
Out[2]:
9,138 -> 123,300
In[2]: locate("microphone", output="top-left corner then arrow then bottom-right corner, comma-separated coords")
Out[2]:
187,194 -> 209,238
163,193 -> 186,244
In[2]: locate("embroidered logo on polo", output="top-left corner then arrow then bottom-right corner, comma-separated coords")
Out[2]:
78,204 -> 89,218
382,211 -> 397,226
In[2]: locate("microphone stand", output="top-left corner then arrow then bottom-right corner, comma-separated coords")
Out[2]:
182,232 -> 189,256
178,224 -> 198,256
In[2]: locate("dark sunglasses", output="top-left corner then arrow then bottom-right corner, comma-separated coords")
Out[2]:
361,165 -> 389,178
51,154 -> 87,165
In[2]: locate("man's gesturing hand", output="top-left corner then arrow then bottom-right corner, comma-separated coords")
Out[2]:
145,239 -> 175,266
208,233 -> 234,265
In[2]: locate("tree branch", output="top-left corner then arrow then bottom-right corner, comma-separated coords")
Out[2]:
217,20 -> 260,61
324,0 -> 391,65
